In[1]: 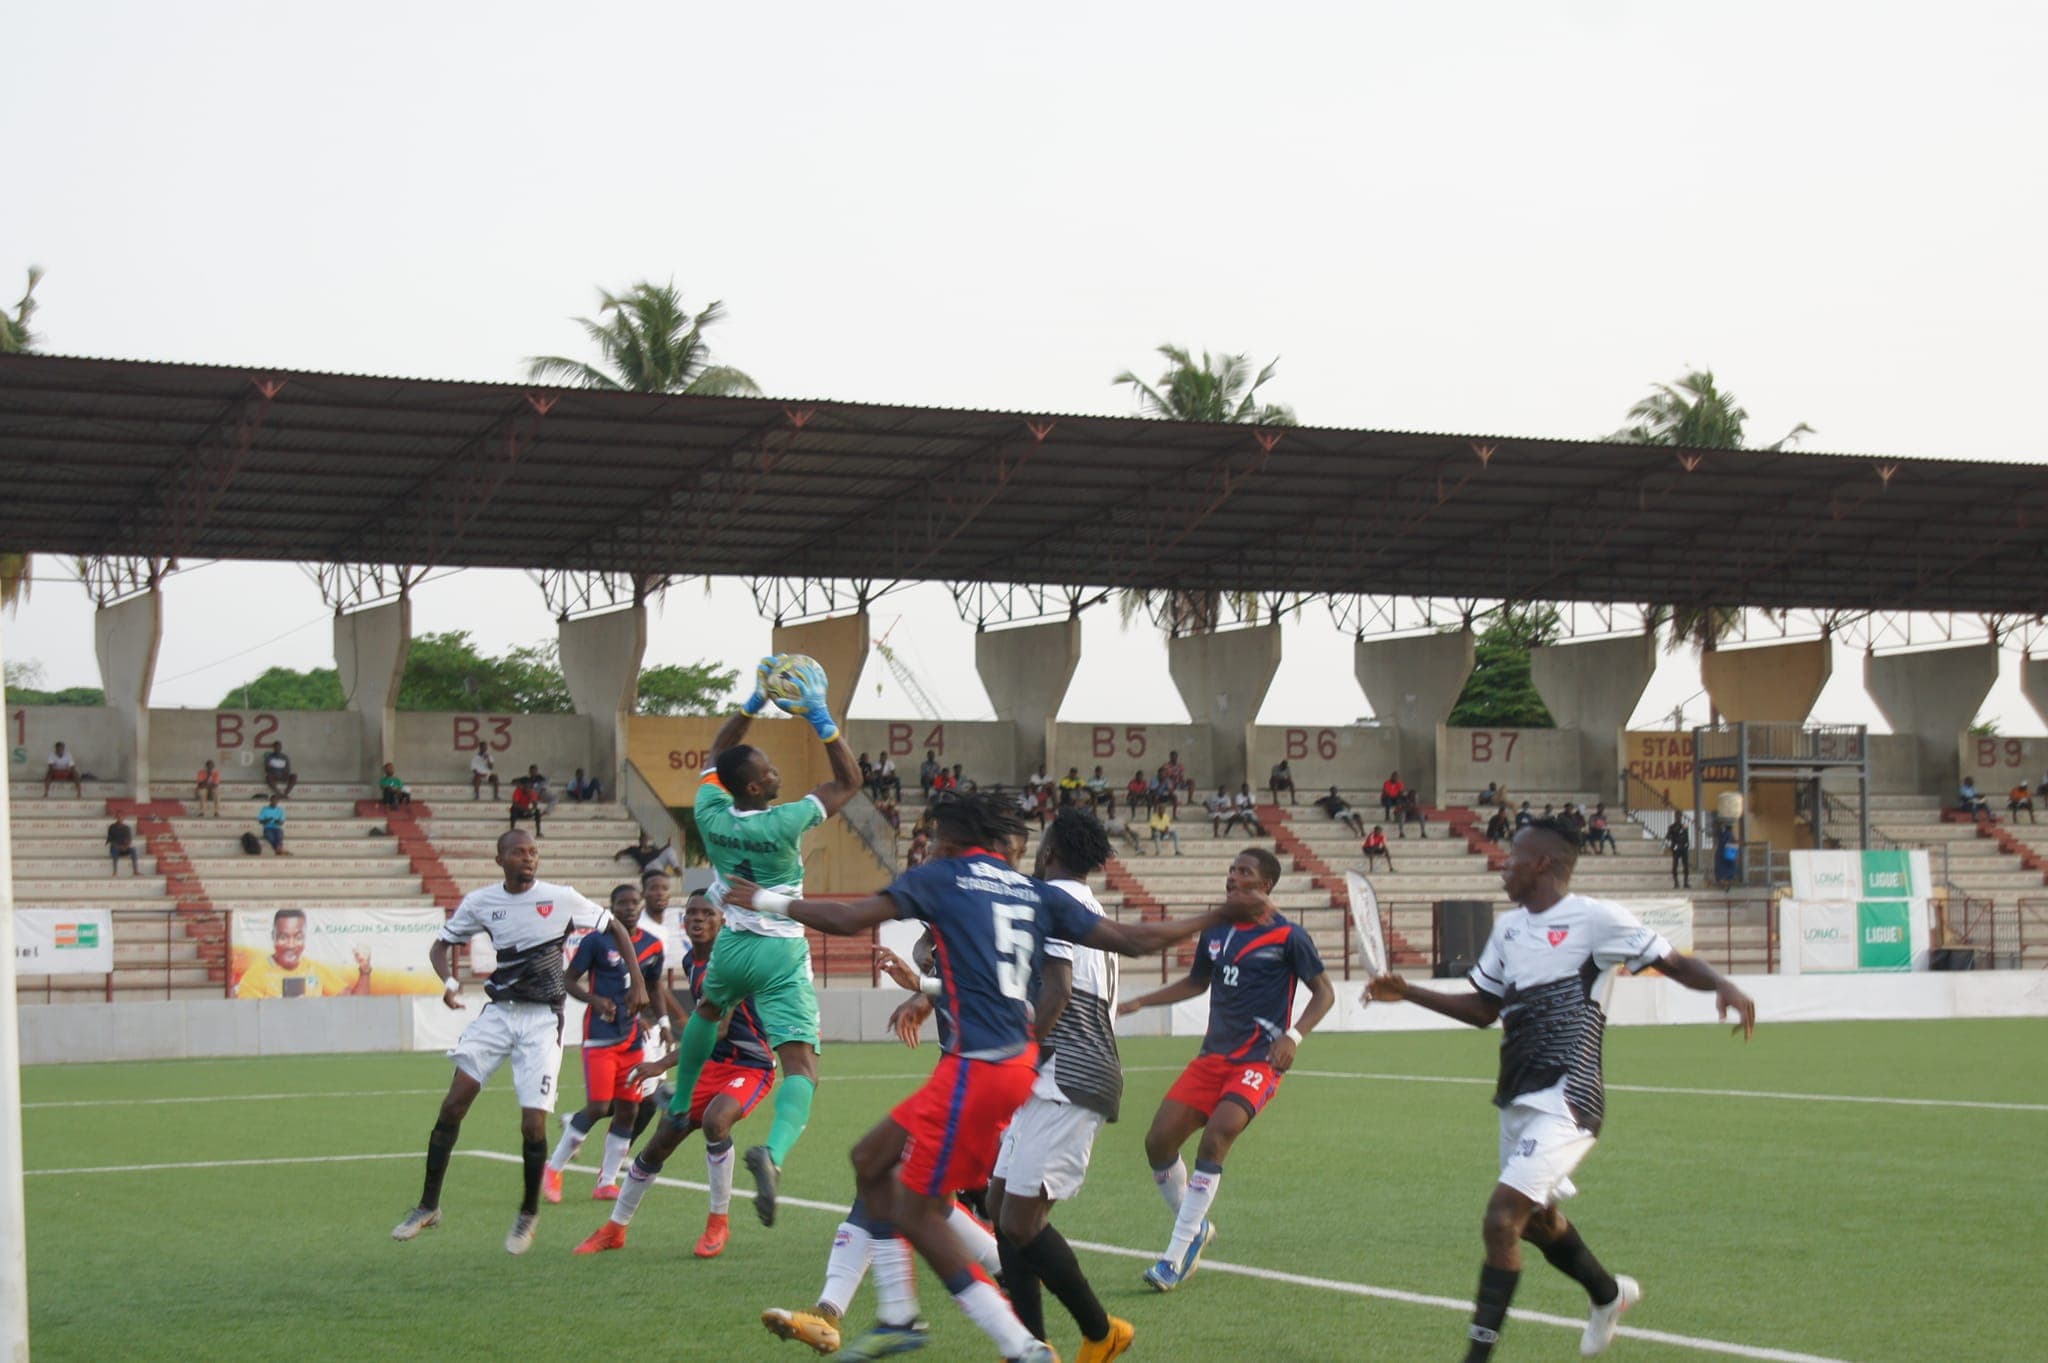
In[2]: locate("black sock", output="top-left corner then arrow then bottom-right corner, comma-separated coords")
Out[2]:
1539,1224 -> 1618,1305
997,1232 -> 1046,1341
419,1120 -> 458,1211
1021,1225 -> 1110,1342
1463,1264 -> 1519,1362
631,1098 -> 660,1141
520,1137 -> 547,1216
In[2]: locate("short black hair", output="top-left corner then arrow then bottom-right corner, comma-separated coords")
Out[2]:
1523,815 -> 1582,868
610,883 -> 639,906
639,867 -> 668,887
1240,846 -> 1283,888
1043,807 -> 1111,877
929,790 -> 1029,855
715,744 -> 763,794
272,908 -> 306,926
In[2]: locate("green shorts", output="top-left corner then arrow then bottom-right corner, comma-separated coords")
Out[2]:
698,927 -> 820,1051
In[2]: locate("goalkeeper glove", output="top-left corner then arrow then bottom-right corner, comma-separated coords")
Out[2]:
741,654 -> 781,716
784,658 -> 841,744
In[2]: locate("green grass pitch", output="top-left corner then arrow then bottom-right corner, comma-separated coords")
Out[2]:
21,1019 -> 2048,1361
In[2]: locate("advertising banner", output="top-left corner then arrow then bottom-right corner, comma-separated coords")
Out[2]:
13,909 -> 115,976
1623,898 -> 1695,956
229,907 -> 446,998
1793,901 -> 1861,973
1791,900 -> 1917,973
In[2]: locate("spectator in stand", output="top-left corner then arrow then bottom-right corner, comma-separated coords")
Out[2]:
929,764 -> 959,802
1484,805 -> 1512,844
1361,825 -> 1393,873
1025,765 -> 1049,800
1058,766 -> 1086,806
525,765 -> 558,815
1395,788 -> 1429,839
510,777 -> 545,838
1150,765 -> 1179,814
565,768 -> 603,802
919,749 -> 941,800
1587,803 -> 1619,854
1100,808 -> 1146,858
1204,786 -> 1235,837
615,831 -> 678,874
263,742 -> 298,799
876,790 -> 901,831
1085,765 -> 1113,814
1541,802 -> 1556,824
469,743 -> 499,801
2008,782 -> 2036,825
1316,785 -> 1367,838
378,762 -> 412,811
1017,786 -> 1047,832
1234,784 -> 1267,837
257,795 -> 290,856
1666,818 -> 1692,888
873,754 -> 899,799
905,827 -> 930,869
949,762 -> 974,793
1147,800 -> 1183,856
1514,801 -> 1535,830
43,741 -> 84,798
1269,759 -> 1298,805
193,759 -> 222,817
1561,802 -> 1589,839
106,813 -> 141,876
1163,751 -> 1194,801
1712,820 -> 1739,888
857,751 -> 877,793
1380,771 -> 1406,822
1126,769 -> 1153,814
1959,777 -> 1990,821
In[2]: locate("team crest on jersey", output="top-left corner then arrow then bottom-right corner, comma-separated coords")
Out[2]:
536,901 -> 554,918
1207,939 -> 1223,959
1547,928 -> 1569,947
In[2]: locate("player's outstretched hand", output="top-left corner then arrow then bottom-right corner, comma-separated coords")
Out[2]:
724,877 -> 763,909
742,654 -> 781,716
1364,973 -> 1408,1004
888,996 -> 932,1048
1717,981 -> 1757,1040
874,946 -> 922,992
1117,998 -> 1143,1017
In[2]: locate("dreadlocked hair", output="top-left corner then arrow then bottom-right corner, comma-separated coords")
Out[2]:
929,789 -> 1030,856
1044,806 -> 1112,877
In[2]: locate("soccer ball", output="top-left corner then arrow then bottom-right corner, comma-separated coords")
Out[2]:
764,654 -> 824,711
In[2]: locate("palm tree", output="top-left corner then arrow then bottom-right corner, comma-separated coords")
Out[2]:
525,281 -> 761,396
1112,345 -> 1296,634
2,266 -> 46,611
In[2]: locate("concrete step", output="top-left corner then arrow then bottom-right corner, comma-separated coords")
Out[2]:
13,879 -> 169,900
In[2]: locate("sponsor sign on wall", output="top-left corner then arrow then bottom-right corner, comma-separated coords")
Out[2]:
1787,851 -> 1928,973
13,909 -> 115,976
229,907 -> 446,998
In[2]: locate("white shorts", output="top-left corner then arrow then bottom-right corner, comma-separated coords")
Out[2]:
991,1098 -> 1105,1201
449,1000 -> 566,1112
1497,1103 -> 1596,1206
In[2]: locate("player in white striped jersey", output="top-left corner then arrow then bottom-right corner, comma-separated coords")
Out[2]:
1368,817 -> 1755,1360
391,830 -> 651,1255
987,808 -> 1134,1363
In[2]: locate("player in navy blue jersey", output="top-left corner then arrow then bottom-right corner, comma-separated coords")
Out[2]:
575,892 -> 779,1259
726,792 -> 1271,1363
1119,847 -> 1335,1292
544,883 -> 670,1205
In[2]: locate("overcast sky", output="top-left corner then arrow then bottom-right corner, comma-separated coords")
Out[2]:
5,1 -> 2044,733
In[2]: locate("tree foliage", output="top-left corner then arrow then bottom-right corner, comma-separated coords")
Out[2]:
218,666 -> 345,711
1447,605 -> 1561,729
525,281 -> 760,396
636,661 -> 740,716
2,267 -> 47,613
4,658 -> 103,706
1114,344 -> 1296,426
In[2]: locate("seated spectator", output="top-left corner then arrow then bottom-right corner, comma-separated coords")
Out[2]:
106,813 -> 141,876
1541,803 -> 1555,824
1148,802 -> 1183,856
876,792 -> 901,831
1149,766 -> 1179,814
1315,786 -> 1367,838
1484,806 -> 1512,844
949,762 -> 974,794
1395,788 -> 1429,839
1361,825 -> 1393,873
469,743 -> 500,801
929,764 -> 959,802
873,754 -> 899,799
1125,770 -> 1153,814
1269,759 -> 1298,805
905,827 -> 930,869
1162,751 -> 1194,800
919,749 -> 942,800
1204,787 -> 1234,837
525,765 -> 558,815
510,777 -> 545,838
1959,777 -> 1990,820
1017,786 -> 1047,832
1099,810 -> 1145,858
1380,771 -> 1406,821
378,762 -> 412,810
44,741 -> 84,798
263,742 -> 298,799
1085,765 -> 1112,814
1562,802 -> 1588,838
1232,784 -> 1266,837
565,768 -> 602,802
858,751 -> 877,792
615,831 -> 677,873
1587,803 -> 1618,854
193,759 -> 222,818
1058,766 -> 1085,806
1478,782 -> 1499,808
1514,801 -> 1534,829
2008,783 -> 2036,825
257,795 -> 290,856
1025,765 -> 1050,798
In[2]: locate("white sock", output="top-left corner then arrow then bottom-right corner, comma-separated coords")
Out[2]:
946,1202 -> 1002,1279
952,1277 -> 1035,1356
871,1233 -> 920,1327
549,1119 -> 591,1172
1165,1160 -> 1223,1261
597,1129 -> 632,1187
705,1139 -> 736,1215
611,1160 -> 655,1227
1152,1157 -> 1188,1213
819,1220 -> 873,1319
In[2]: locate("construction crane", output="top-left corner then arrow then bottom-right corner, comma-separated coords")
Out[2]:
872,621 -> 941,721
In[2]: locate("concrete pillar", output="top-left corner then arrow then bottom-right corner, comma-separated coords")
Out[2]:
772,613 -> 871,726
333,597 -> 411,783
93,590 -> 162,795
772,613 -> 877,895
558,606 -> 647,799
2024,655 -> 2048,729
1864,644 -> 1999,796
1167,624 -> 1282,790
1699,640 -> 1832,722
976,618 -> 1081,781
1356,629 -> 1474,806
1530,633 -> 1658,804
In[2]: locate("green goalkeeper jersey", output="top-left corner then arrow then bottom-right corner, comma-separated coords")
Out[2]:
694,768 -> 825,938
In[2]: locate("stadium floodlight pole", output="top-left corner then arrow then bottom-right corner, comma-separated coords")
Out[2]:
0,610 -> 30,1362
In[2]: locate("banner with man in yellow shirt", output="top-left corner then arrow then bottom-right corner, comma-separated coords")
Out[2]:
229,906 -> 446,998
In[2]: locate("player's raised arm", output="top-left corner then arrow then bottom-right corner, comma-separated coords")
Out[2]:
779,659 -> 862,816
1644,950 -> 1757,1039
1076,883 -> 1270,958
710,655 -> 781,757
724,876 -> 898,936
1116,974 -> 1209,1016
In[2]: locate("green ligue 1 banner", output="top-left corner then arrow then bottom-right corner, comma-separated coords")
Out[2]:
12,909 -> 116,976
1787,851 -> 1927,974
